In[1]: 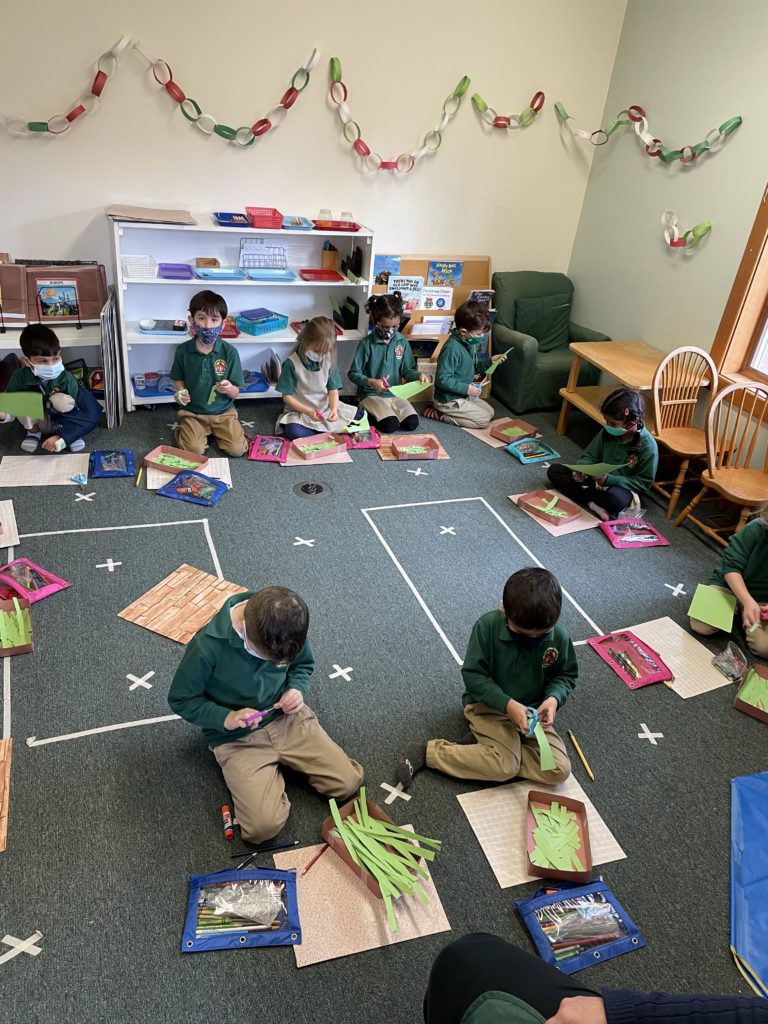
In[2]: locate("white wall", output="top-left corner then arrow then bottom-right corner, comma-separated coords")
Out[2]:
0,0 -> 626,277
568,0 -> 768,354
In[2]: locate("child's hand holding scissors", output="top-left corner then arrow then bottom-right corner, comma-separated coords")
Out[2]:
274,688 -> 304,715
505,698 -> 530,734
537,696 -> 558,728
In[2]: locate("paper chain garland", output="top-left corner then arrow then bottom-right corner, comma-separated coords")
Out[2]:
132,43 -> 320,146
471,91 -> 545,129
661,211 -> 712,251
555,101 -> 742,165
328,57 -> 470,172
0,34 -> 131,136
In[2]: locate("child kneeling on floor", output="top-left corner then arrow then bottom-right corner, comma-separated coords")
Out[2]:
429,300 -> 505,427
690,502 -> 768,658
397,568 -> 575,789
0,324 -> 101,452
168,586 -> 364,845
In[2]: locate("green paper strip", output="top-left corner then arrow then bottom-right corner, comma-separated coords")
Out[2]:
388,379 -> 431,400
329,57 -> 342,83
471,93 -> 488,113
687,584 -> 737,632
534,723 -> 558,772
0,391 -> 44,420
563,461 -> 626,477
483,359 -> 502,377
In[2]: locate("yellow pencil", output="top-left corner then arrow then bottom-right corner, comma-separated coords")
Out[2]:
567,730 -> 594,781
135,466 -> 144,488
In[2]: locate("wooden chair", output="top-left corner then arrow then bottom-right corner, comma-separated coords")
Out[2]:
651,347 -> 717,518
674,381 -> 768,545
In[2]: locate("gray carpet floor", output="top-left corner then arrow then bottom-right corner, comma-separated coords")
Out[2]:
1,397 -> 765,1023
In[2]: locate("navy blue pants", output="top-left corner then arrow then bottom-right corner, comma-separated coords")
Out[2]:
49,386 -> 102,446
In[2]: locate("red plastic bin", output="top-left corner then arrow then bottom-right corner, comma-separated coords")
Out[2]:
245,207 -> 283,229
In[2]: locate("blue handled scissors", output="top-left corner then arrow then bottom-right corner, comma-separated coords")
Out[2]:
525,707 -> 539,738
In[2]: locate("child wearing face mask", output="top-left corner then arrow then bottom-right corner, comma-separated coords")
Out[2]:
169,290 -> 247,457
426,300 -> 506,427
348,292 -> 430,433
168,586 -> 364,845
397,568 -> 575,790
275,316 -> 359,440
0,324 -> 101,452
546,388 -> 659,521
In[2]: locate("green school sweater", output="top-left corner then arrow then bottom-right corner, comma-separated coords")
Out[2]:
347,330 -> 419,399
6,366 -> 79,400
167,593 -> 314,747
708,518 -> 768,602
169,337 -> 245,415
461,610 -> 578,713
434,331 -> 481,403
577,426 -> 659,493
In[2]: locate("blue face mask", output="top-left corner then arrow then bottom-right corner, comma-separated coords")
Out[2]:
193,324 -> 222,346
32,360 -> 64,380
604,423 -> 627,436
507,626 -> 549,650
376,326 -> 396,342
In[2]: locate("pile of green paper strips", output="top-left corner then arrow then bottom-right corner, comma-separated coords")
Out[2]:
529,800 -> 585,872
328,787 -> 442,933
737,668 -> 768,712
531,494 -> 569,519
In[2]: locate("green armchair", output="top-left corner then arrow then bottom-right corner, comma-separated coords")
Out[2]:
490,271 -> 611,414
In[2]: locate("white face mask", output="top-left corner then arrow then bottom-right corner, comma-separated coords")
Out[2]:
32,360 -> 64,380
305,350 -> 324,362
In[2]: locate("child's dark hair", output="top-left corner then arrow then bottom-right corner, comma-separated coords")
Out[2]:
455,300 -> 491,333
244,586 -> 309,662
366,292 -> 404,322
189,290 -> 227,320
19,324 -> 60,358
502,568 -> 562,632
601,387 -> 645,427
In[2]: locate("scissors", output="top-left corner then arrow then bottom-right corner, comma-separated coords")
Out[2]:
525,707 -> 539,738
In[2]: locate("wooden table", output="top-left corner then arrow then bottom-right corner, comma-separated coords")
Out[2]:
556,340 -> 663,434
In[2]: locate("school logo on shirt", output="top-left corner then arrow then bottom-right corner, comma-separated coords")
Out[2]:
214,358 -> 227,376
542,647 -> 559,667
394,344 -> 405,359
626,453 -> 638,467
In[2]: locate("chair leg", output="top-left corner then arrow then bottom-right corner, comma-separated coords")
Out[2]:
666,459 -> 689,520
674,485 -> 709,527
735,507 -> 752,533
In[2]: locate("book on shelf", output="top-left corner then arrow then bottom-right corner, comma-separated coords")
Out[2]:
373,255 -> 401,285
427,260 -> 463,287
467,289 -> 494,307
389,275 -> 424,311
419,286 -> 452,310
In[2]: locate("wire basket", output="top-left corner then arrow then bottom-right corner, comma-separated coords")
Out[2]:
121,254 -> 158,279
239,238 -> 287,270
235,313 -> 289,336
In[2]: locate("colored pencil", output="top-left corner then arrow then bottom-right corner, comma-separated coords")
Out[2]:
300,842 -> 329,876
567,730 -> 595,782
135,466 -> 143,488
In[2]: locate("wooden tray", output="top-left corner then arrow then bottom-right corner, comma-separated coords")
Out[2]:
517,489 -> 582,526
143,445 -> 209,474
525,789 -> 593,884
490,417 -> 537,442
391,434 -> 441,460
321,796 -> 399,900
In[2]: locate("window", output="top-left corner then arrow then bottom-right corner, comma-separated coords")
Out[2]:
747,304 -> 768,379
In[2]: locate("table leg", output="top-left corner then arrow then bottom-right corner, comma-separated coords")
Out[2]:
556,354 -> 582,434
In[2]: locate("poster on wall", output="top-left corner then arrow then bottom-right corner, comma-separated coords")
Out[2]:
389,276 -> 424,311
427,260 -> 464,287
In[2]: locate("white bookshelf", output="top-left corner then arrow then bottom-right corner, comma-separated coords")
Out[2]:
109,216 -> 374,411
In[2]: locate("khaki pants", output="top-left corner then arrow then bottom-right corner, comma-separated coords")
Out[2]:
433,397 -> 494,428
177,407 -> 247,457
427,702 -> 571,784
690,585 -> 768,658
213,705 -> 364,844
360,395 -> 417,424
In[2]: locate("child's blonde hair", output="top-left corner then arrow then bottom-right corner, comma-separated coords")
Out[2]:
758,501 -> 768,527
296,316 -> 337,362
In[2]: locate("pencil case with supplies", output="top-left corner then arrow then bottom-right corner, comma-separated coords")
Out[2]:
586,630 -> 673,689
515,879 -> 645,974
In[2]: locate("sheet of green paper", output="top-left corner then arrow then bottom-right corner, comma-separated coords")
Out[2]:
737,669 -> 768,711
344,412 -> 370,434
388,380 -> 432,400
0,392 -> 44,421
534,723 -> 558,771
687,584 -> 737,632
562,461 -> 627,477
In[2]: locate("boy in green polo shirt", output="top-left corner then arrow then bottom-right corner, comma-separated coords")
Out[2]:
168,586 -> 364,845
397,568 -> 575,788
170,290 -> 247,456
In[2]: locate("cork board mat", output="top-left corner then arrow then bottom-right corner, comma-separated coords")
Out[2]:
118,564 -> 246,645
508,493 -> 601,537
0,739 -> 11,853
273,828 -> 450,966
376,435 -> 449,461
463,423 -> 541,449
